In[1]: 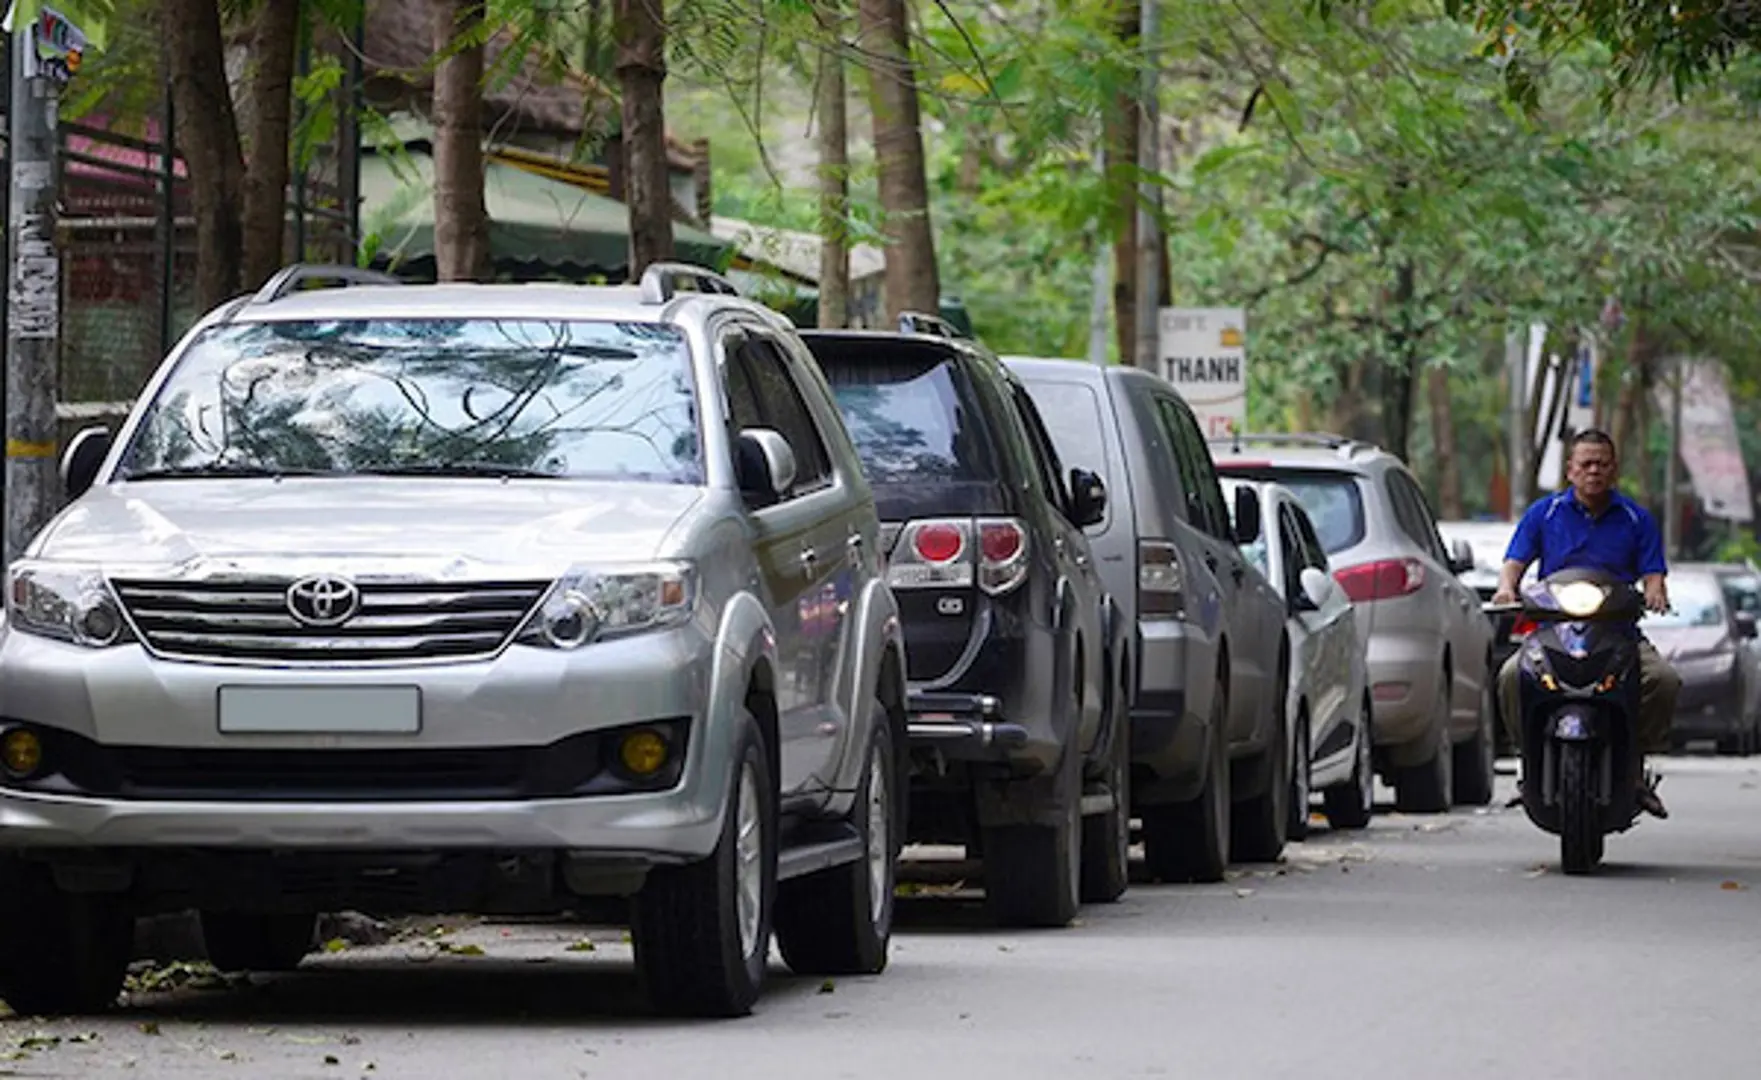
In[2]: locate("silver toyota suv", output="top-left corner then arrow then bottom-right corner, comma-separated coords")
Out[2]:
0,263 -> 909,1019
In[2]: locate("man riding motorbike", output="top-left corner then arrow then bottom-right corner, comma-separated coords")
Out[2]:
1493,428 -> 1679,818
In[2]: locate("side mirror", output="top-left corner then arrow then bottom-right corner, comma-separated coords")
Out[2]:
1447,537 -> 1476,575
1736,611 -> 1758,640
1298,566 -> 1334,612
1232,485 -> 1262,545
735,428 -> 797,506
60,426 -> 112,500
1069,467 -> 1107,528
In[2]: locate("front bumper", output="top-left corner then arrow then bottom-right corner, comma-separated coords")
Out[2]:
0,624 -> 730,860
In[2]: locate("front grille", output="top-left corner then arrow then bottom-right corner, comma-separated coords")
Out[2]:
110,578 -> 549,664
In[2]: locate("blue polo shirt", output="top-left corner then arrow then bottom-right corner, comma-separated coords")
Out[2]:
1505,487 -> 1667,582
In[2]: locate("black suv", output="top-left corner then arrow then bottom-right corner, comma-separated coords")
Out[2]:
802,317 -> 1128,928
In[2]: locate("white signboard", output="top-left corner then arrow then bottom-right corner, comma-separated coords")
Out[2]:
1157,307 -> 1246,439
1652,359 -> 1754,524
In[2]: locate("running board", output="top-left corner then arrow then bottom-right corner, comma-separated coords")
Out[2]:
778,824 -> 865,882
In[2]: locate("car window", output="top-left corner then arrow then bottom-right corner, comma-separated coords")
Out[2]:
1291,503 -> 1330,571
1156,397 -> 1231,541
1385,473 -> 1441,560
732,336 -> 833,494
1644,574 -> 1727,628
1720,575 -> 1761,615
1008,381 -> 1072,516
822,347 -> 997,484
1021,378 -> 1109,480
1277,504 -> 1303,598
1400,473 -> 1450,561
117,317 -> 704,483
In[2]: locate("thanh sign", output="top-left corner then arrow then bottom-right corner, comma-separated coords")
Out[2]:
1157,307 -> 1246,439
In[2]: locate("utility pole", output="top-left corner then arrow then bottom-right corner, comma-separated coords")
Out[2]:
6,20 -> 64,567
1663,356 -> 1684,560
1131,0 -> 1160,373
1506,327 -> 1527,516
1087,148 -> 1110,365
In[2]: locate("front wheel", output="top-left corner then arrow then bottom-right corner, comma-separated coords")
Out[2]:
201,912 -> 317,973
0,863 -> 132,1015
1559,741 -> 1605,875
633,713 -> 777,1017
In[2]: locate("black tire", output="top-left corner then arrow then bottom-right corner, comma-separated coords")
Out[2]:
1452,685 -> 1497,807
1323,698 -> 1376,830
983,741 -> 1082,929
633,713 -> 777,1017
1231,708 -> 1290,863
1287,712 -> 1312,842
1080,702 -> 1131,904
776,706 -> 898,975
0,862 -> 132,1015
1142,689 -> 1231,883
1559,741 -> 1603,875
200,912 -> 317,973
1395,682 -> 1454,814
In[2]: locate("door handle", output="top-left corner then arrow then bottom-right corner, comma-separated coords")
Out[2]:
800,546 -> 819,575
1231,562 -> 1245,583
847,531 -> 864,552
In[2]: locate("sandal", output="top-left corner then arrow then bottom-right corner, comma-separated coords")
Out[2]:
1637,773 -> 1668,819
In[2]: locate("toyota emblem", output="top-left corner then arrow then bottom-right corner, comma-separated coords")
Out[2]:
286,574 -> 362,627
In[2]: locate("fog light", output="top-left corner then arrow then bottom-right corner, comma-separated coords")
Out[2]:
1,729 -> 42,778
619,729 -> 670,777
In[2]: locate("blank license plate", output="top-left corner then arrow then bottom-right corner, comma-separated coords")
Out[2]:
218,686 -> 422,734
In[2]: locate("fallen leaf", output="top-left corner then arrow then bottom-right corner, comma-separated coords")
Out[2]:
1234,888 -> 1255,898
363,1063 -> 376,1072
818,979 -> 835,994
68,1033 -> 100,1045
16,1034 -> 60,1050
565,939 -> 596,953
322,939 -> 349,954
324,1055 -> 340,1066
438,942 -> 486,957
341,1035 -> 362,1046
138,1022 -> 161,1036
214,1049 -> 239,1062
1722,880 -> 1747,891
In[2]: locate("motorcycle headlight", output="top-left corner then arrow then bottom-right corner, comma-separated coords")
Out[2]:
1552,581 -> 1607,618
518,561 -> 697,650
6,564 -> 132,647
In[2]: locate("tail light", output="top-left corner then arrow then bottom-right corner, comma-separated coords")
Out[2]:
1510,616 -> 1538,639
886,518 -> 1030,595
1138,539 -> 1183,617
1333,558 -> 1425,604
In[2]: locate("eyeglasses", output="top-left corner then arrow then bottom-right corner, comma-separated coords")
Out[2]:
1571,459 -> 1615,471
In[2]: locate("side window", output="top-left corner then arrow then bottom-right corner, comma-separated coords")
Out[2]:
1292,506 -> 1330,572
740,337 -> 833,494
1278,505 -> 1304,599
1388,473 -> 1445,562
721,336 -> 765,434
1157,397 -> 1231,542
1009,382 -> 1071,515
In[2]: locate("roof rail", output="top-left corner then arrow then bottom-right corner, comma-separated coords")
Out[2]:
639,262 -> 740,303
898,311 -> 967,339
250,264 -> 403,306
1209,431 -> 1378,456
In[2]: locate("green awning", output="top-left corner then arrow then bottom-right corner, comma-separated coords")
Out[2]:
358,144 -> 731,281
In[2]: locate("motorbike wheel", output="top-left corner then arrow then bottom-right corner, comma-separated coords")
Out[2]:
1558,741 -> 1605,875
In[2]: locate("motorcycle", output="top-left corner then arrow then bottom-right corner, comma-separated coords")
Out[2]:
1485,567 -> 1648,875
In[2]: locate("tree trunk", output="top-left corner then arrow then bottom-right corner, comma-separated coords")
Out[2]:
431,0 -> 492,282
164,0 -> 245,310
1427,362 -> 1464,518
858,0 -> 939,320
615,0 -> 674,278
1103,0 -> 1140,363
815,4 -> 850,328
1379,262 -> 1419,461
240,0 -> 302,290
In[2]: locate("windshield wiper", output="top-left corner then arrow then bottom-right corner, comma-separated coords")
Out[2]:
360,462 -> 560,479
121,464 -> 331,481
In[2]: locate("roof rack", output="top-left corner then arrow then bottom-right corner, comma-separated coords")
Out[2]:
250,264 -> 403,306
639,262 -> 740,303
898,311 -> 967,340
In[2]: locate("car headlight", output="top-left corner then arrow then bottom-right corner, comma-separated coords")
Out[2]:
518,561 -> 697,650
1552,581 -> 1607,618
6,564 -> 131,647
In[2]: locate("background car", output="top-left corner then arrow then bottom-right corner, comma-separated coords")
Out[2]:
804,320 -> 1126,927
1222,478 -> 1374,833
1213,434 -> 1496,812
1006,357 -> 1289,881
1437,518 -> 1532,756
1645,564 -> 1761,754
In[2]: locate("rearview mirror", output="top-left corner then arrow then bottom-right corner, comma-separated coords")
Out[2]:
1069,467 -> 1107,528
1232,485 -> 1262,546
1298,566 -> 1334,612
1737,611 -> 1758,640
60,426 -> 112,500
1447,537 -> 1475,575
736,428 -> 796,506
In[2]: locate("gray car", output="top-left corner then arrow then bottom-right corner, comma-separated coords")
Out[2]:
0,263 -> 909,1019
1652,563 -> 1760,754
1005,358 -> 1289,882
1212,435 -> 1496,812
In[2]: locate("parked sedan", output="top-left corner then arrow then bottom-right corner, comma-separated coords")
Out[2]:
1222,478 -> 1374,832
1647,565 -> 1761,754
1437,519 -> 1532,756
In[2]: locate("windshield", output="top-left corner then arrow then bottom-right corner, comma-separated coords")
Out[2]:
1719,574 -> 1761,615
1020,378 -> 1109,479
115,318 -> 703,483
823,354 -> 994,484
1644,574 -> 1726,628
1282,476 -> 1365,554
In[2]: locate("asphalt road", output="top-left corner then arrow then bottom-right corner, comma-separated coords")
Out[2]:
5,757 -> 1761,1079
